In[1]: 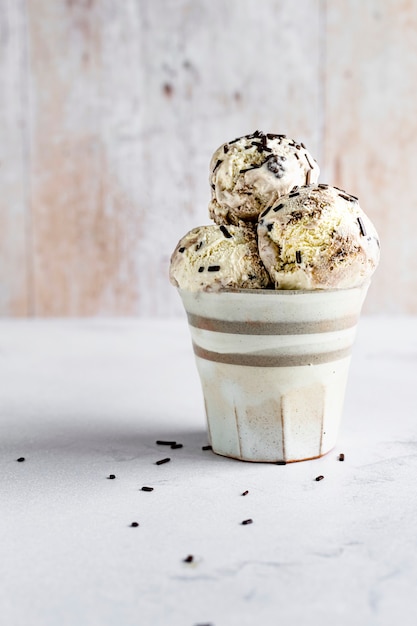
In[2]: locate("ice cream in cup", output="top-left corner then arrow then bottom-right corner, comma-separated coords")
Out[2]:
170,132 -> 380,463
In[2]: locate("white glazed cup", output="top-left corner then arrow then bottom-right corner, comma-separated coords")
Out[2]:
178,283 -> 369,463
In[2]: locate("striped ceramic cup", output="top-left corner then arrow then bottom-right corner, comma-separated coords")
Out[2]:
178,283 -> 369,463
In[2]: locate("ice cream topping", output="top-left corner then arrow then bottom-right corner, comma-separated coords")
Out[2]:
170,132 -> 380,292
208,131 -> 320,225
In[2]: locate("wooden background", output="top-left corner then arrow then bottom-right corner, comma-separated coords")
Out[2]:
1,0 -> 416,317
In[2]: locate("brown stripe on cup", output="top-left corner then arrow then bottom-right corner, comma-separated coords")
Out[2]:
186,313 -> 358,335
192,343 -> 352,367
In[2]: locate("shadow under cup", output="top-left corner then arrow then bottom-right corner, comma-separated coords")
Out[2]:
178,284 -> 369,463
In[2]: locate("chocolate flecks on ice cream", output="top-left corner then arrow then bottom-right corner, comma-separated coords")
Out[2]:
170,223 -> 271,292
170,131 -> 380,292
208,131 -> 320,226
257,184 -> 380,290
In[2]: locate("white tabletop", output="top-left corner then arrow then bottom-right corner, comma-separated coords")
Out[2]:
1,316 -> 416,626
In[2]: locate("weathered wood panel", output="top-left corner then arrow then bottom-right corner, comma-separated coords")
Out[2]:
0,0 -> 30,315
324,0 -> 417,313
28,0 -> 145,315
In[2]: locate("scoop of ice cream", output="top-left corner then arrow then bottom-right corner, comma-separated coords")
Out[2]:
257,184 -> 380,290
208,131 -> 320,226
170,223 -> 271,292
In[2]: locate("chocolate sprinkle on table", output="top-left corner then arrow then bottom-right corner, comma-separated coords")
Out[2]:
220,225 -> 232,239
141,486 -> 154,492
315,475 -> 324,481
130,522 -> 139,527
296,251 -> 302,264
339,453 -> 345,462
241,490 -> 249,496
156,440 -> 176,445
16,457 -> 25,462
208,265 -> 220,272
107,474 -> 116,479
155,458 -> 171,465
171,443 -> 183,449
202,445 -> 212,451
357,216 -> 367,236
241,519 -> 253,525
183,555 -> 194,563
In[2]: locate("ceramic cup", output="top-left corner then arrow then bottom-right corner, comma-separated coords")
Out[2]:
178,283 -> 369,463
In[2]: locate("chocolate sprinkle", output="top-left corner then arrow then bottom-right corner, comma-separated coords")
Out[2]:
315,475 -> 324,481
156,440 -> 176,445
241,519 -> 253,525
318,183 -> 329,189
220,225 -> 232,239
107,474 -> 116,480
202,445 -> 212,451
130,522 -> 139,527
289,192 -> 300,198
223,145 -> 229,154
260,206 -> 272,218
301,142 -> 306,149
241,490 -> 249,496
304,153 -> 313,169
179,247 -> 185,253
357,217 -> 367,236
240,163 -> 263,173
198,266 -> 204,273
294,152 -> 300,160
16,457 -> 25,462
171,443 -> 183,449
213,159 -> 222,172
141,486 -> 154,492
338,193 -> 354,202
208,265 -> 220,272
267,223 -> 274,232
273,203 -> 284,212
183,555 -> 194,563
276,460 -> 287,466
156,458 -> 171,465
296,251 -> 302,264
339,453 -> 345,462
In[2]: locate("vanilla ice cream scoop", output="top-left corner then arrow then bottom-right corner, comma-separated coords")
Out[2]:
208,131 -> 320,226
257,184 -> 380,289
170,223 -> 271,292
